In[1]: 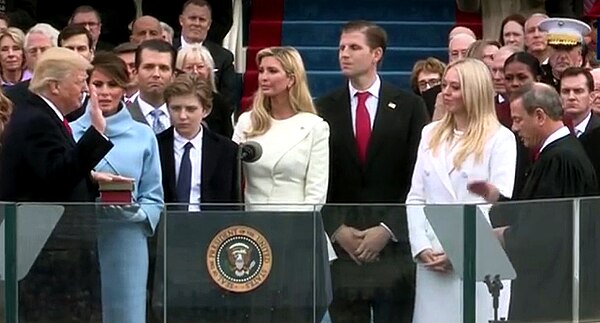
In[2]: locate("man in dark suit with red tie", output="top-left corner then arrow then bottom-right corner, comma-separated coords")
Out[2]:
316,20 -> 429,323
0,47 -> 115,321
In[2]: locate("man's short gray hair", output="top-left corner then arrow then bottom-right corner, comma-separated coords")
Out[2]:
511,82 -> 563,121
160,21 -> 174,39
25,23 -> 59,49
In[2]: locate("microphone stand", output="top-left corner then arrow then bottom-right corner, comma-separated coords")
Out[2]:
236,146 -> 244,208
485,274 -> 505,323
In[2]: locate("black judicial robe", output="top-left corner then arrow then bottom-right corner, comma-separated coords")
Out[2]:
502,135 -> 600,322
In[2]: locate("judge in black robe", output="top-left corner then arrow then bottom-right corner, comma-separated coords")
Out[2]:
470,82 -> 600,322
503,135 -> 600,322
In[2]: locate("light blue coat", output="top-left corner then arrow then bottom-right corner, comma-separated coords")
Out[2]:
71,104 -> 164,323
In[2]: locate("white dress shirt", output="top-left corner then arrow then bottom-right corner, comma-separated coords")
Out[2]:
138,97 -> 171,129
39,95 -> 65,121
174,128 -> 203,211
125,91 -> 140,104
346,75 -> 397,241
180,36 -> 202,49
540,126 -> 570,152
574,112 -> 592,138
348,75 -> 381,134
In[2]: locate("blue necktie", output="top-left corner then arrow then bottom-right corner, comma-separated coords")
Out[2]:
149,109 -> 165,134
176,142 -> 193,203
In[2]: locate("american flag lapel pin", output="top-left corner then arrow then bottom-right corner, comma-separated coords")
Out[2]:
388,102 -> 396,109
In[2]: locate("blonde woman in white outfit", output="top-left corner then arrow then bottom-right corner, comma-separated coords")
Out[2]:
406,58 -> 517,323
232,46 -> 336,256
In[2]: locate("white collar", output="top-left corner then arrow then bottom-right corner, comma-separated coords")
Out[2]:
125,91 -> 140,102
180,35 -> 202,49
348,75 -> 381,99
38,94 -> 64,121
138,96 -> 168,117
174,126 -> 203,150
498,94 -> 505,104
574,112 -> 592,137
540,126 -> 570,153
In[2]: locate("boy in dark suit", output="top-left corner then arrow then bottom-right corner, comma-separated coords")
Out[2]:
158,72 -> 239,209
151,71 -> 239,323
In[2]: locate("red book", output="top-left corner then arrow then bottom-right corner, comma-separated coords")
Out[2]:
99,182 -> 134,204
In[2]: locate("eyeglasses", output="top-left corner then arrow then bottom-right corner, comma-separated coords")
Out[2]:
418,78 -> 441,92
77,21 -> 100,28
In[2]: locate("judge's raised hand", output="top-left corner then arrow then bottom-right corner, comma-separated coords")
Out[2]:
467,180 -> 500,203
88,85 -> 106,134
354,226 -> 391,263
334,224 -> 365,265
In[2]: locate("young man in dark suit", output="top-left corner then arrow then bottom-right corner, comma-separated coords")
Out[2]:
58,23 -> 95,122
127,39 -> 177,134
0,47 -> 116,322
560,67 -> 600,139
316,20 -> 429,323
158,73 -> 239,209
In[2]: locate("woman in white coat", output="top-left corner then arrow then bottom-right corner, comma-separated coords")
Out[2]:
406,58 -> 517,323
232,46 -> 335,322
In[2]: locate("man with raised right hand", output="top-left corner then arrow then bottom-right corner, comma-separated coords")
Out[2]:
0,47 -> 116,322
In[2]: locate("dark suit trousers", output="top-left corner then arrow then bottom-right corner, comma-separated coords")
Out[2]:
18,205 -> 101,322
328,259 -> 414,323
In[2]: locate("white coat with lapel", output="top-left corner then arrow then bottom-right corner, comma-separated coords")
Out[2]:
233,111 -> 336,261
407,121 -> 517,256
232,111 -> 330,211
406,121 -> 517,323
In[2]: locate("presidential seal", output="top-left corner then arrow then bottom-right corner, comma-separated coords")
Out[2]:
206,225 -> 273,293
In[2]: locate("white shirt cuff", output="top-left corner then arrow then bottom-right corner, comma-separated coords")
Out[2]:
379,222 -> 398,242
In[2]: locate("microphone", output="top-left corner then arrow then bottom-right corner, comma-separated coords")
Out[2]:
240,141 -> 262,163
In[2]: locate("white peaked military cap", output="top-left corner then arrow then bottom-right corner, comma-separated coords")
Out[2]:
539,17 -> 591,46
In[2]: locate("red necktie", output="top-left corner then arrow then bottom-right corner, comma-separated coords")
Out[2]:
531,147 -> 541,162
355,92 -> 371,164
585,0 -> 596,15
62,118 -> 72,136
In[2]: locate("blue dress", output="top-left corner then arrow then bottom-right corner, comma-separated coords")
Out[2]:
71,104 -> 164,323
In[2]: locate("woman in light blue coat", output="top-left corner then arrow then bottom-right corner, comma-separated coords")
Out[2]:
71,52 -> 164,323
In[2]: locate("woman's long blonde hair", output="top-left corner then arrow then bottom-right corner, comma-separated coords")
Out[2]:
246,46 -> 316,137
0,88 -> 12,138
429,58 -> 500,169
